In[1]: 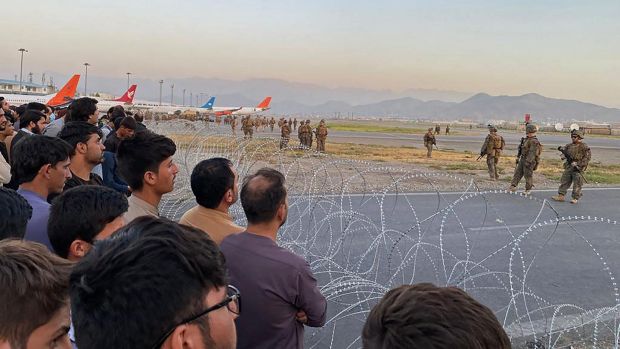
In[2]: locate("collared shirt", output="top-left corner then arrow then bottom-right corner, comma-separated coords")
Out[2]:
124,194 -> 159,223
43,118 -> 64,137
17,188 -> 53,250
179,205 -> 244,245
220,232 -> 327,349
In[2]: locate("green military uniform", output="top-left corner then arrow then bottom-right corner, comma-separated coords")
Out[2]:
280,121 -> 291,149
231,117 -> 237,136
445,125 -> 450,135
269,117 -> 275,132
480,125 -> 505,180
510,124 -> 542,194
305,120 -> 313,148
423,128 -> 436,158
315,120 -> 328,152
552,129 -> 591,204
293,118 -> 298,131
297,121 -> 305,147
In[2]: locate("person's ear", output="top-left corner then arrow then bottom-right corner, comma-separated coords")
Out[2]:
166,324 -> 202,349
68,239 -> 91,260
225,188 -> 234,204
144,171 -> 158,186
76,142 -> 88,154
40,163 -> 52,179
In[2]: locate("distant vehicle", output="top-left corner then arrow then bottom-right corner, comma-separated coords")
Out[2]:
2,75 -> 80,107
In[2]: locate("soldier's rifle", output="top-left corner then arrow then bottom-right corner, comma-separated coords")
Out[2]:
476,153 -> 486,161
515,137 -> 525,165
557,146 -> 588,183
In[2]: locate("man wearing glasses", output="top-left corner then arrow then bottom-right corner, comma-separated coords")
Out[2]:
552,129 -> 591,204
69,216 -> 238,349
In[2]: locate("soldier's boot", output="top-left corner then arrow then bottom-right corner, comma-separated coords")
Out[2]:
509,185 -> 517,193
523,190 -> 531,196
551,194 -> 565,202
570,198 -> 578,204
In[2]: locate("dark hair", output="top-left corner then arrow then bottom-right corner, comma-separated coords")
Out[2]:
240,167 -> 287,224
25,102 -> 47,113
119,116 -> 137,130
0,188 -> 33,240
191,158 -> 234,209
57,121 -> 103,150
48,186 -> 128,258
110,106 -> 126,121
11,135 -> 73,185
19,109 -> 46,128
66,97 -> 98,122
0,239 -> 73,348
116,131 -> 176,190
15,104 -> 27,117
362,283 -> 511,349
70,216 -> 227,349
134,112 -> 144,123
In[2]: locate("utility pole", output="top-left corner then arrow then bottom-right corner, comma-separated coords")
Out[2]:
83,63 -> 90,96
18,48 -> 28,92
159,80 -> 164,105
170,84 -> 174,105
126,72 -> 131,89
182,89 -> 186,106
190,91 -> 193,107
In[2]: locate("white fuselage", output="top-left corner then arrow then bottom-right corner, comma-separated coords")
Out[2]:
2,93 -> 55,106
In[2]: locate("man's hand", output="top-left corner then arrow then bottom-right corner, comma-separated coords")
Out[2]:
296,310 -> 308,324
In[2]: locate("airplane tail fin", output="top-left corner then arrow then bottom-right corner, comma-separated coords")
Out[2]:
201,96 -> 216,109
114,85 -> 137,103
257,96 -> 272,109
47,74 -> 80,107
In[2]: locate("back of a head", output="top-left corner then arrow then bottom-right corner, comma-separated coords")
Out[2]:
0,239 -> 73,348
48,186 -> 128,258
57,121 -> 102,150
70,216 -> 227,349
116,131 -> 176,191
134,112 -> 144,123
11,135 -> 73,186
191,158 -> 234,209
25,101 -> 47,113
0,187 -> 33,240
362,283 -> 511,349
240,167 -> 286,224
19,109 -> 45,128
118,116 -> 137,130
66,97 -> 98,123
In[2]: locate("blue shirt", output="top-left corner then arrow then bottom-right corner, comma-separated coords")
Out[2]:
17,188 -> 53,250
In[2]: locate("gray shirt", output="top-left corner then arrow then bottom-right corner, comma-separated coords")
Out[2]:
220,232 -> 327,349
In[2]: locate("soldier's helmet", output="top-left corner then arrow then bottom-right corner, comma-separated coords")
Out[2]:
525,123 -> 537,133
306,120 -> 310,123
488,124 -> 498,132
571,129 -> 584,139
428,128 -> 433,131
320,119 -> 325,123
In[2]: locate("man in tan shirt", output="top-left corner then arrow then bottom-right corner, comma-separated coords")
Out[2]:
180,157 -> 244,244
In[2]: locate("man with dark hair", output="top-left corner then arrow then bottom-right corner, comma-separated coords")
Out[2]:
362,283 -> 511,349
58,121 -> 105,188
66,97 -> 99,124
26,101 -> 48,114
116,131 -> 178,222
0,109 -> 11,185
9,109 -> 47,156
0,239 -> 73,349
103,116 -> 136,153
101,117 -> 136,195
0,187 -> 33,240
134,111 -> 147,131
48,185 -> 127,260
12,136 -> 73,249
70,216 -> 238,349
180,158 -> 243,244
220,168 -> 326,349
43,107 -> 69,137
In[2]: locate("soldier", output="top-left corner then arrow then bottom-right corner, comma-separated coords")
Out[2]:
423,128 -> 436,158
280,120 -> 291,150
269,117 -> 275,132
480,125 -> 505,180
315,119 -> 328,152
305,120 -> 313,149
247,116 -> 254,139
293,118 -> 298,131
435,124 -> 441,135
445,124 -> 450,135
241,116 -> 248,138
509,123 -> 542,195
231,116 -> 238,136
551,129 -> 591,204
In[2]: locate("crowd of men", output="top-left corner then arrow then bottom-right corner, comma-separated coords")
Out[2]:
1,95 -> 513,348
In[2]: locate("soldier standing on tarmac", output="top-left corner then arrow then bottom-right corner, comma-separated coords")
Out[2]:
293,118 -> 298,131
315,119 -> 328,152
435,124 -> 441,135
280,120 -> 291,150
424,128 -> 436,158
480,125 -> 505,180
306,120 -> 313,149
231,116 -> 237,136
552,129 -> 591,204
509,123 -> 542,195
445,124 -> 450,135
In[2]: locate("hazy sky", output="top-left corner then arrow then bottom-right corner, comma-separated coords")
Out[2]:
3,0 -> 619,106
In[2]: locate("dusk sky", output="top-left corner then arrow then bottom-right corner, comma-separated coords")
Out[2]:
3,0 -> 619,106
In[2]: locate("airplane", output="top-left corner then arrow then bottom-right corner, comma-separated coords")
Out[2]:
95,85 -> 138,110
1,75 -> 80,108
231,97 -> 271,115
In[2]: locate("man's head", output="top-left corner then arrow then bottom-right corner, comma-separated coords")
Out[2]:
70,216 -> 237,349
66,97 -> 99,124
19,110 -> 47,134
0,188 -> 33,240
240,168 -> 287,227
525,123 -> 537,136
11,136 -> 73,193
427,127 -> 433,132
114,116 -> 137,139
25,102 -> 48,115
191,158 -> 238,210
488,124 -> 497,133
48,186 -> 128,260
58,121 -> 105,167
0,97 -> 9,111
134,112 -> 144,123
571,129 -> 584,144
116,131 -> 177,193
0,239 -> 73,349
362,283 -> 511,349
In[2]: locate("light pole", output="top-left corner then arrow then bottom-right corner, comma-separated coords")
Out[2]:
18,48 -> 28,92
83,63 -> 90,96
126,72 -> 131,89
190,91 -> 193,107
182,89 -> 186,106
159,80 -> 164,105
170,84 -> 174,105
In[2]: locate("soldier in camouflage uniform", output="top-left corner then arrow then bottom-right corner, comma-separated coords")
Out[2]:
423,128 -> 436,158
306,120 -> 313,149
551,129 -> 591,204
269,117 -> 275,132
509,123 -> 542,195
297,120 -> 306,148
293,118 -> 298,131
315,119 -> 328,152
231,116 -> 238,136
480,125 -> 505,180
280,120 -> 291,150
